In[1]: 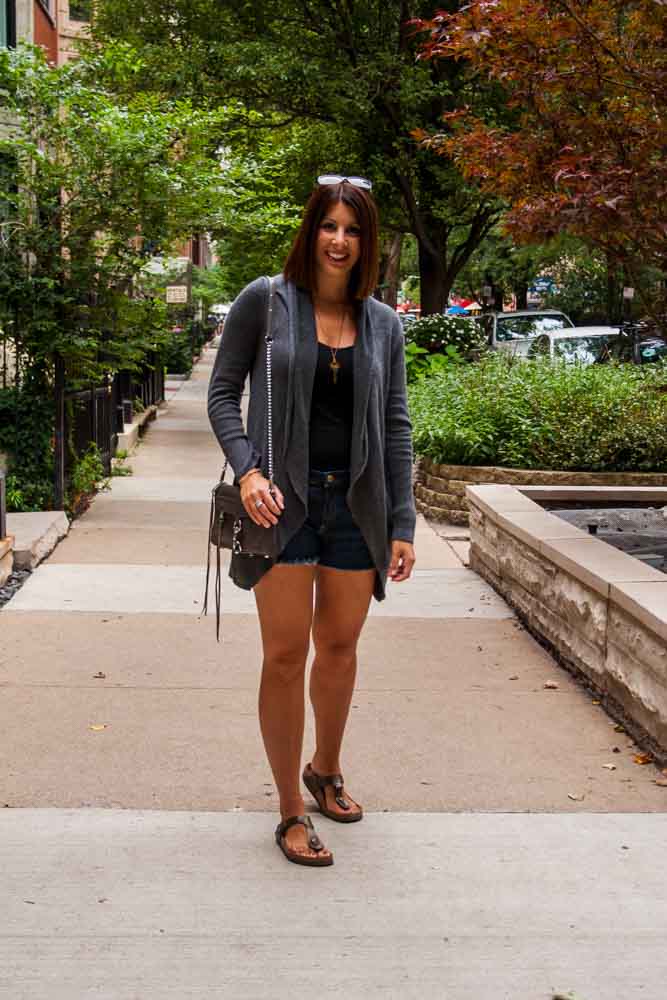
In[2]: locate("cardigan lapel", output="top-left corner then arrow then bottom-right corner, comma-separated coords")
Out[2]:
283,282 -> 318,503
349,297 -> 374,489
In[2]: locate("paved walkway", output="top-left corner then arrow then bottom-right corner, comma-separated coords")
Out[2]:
1,343 -> 665,998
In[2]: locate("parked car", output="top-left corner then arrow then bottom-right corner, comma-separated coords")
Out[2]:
475,310 -> 574,354
526,326 -> 667,365
397,309 -> 420,330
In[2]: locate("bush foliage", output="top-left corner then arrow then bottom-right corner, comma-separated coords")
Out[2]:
404,314 -> 487,358
408,355 -> 667,471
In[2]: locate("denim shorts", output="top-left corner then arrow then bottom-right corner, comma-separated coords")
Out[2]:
277,469 -> 375,570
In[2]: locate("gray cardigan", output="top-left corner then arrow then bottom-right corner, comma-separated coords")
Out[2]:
207,274 -> 416,601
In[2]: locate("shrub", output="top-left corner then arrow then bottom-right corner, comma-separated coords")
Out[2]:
162,327 -> 193,376
404,313 -> 488,359
405,342 -> 464,382
67,442 -> 109,515
408,354 -> 667,471
0,383 -> 54,511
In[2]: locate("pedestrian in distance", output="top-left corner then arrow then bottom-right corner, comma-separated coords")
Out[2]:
207,174 -> 416,867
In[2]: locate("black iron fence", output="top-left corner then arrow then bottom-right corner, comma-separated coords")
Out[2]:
0,470 -> 6,540
54,350 -> 166,507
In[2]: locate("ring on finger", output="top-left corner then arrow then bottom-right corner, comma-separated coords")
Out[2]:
255,499 -> 264,509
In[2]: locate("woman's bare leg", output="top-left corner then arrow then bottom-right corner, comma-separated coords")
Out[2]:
308,567 -> 375,817
254,563 -> 330,860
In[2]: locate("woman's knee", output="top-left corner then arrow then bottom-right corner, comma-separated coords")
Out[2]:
262,641 -> 309,686
312,630 -> 358,666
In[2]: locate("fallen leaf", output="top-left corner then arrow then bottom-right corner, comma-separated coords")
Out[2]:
568,793 -> 585,801
602,763 -> 616,771
592,700 -> 600,705
614,724 -> 625,732
654,776 -> 667,787
92,671 -> 106,679
544,680 -> 559,689
508,675 -> 519,680
633,753 -> 653,765
612,747 -> 621,753
88,724 -> 109,732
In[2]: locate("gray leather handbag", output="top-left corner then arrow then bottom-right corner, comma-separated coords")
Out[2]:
203,276 -> 278,639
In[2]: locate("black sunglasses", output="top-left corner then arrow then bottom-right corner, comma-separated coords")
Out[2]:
317,174 -> 373,191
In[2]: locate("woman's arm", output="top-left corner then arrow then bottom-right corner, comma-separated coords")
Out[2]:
207,277 -> 267,480
385,318 -> 417,543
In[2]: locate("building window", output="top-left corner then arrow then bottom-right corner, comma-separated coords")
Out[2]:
1,0 -> 16,48
69,0 -> 91,22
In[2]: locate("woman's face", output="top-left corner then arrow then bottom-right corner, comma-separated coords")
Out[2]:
314,199 -> 362,285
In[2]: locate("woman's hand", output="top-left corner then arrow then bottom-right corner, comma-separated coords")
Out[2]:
240,471 -> 284,528
388,540 -> 415,583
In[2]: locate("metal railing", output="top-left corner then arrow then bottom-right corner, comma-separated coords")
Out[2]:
0,470 -> 6,541
54,352 -> 167,506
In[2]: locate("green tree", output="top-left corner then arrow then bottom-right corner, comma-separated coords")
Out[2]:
0,44 -> 228,381
88,0 -> 503,313
0,44 -> 230,506
415,1 -> 667,325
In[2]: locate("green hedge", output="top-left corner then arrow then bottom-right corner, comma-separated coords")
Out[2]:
0,383 -> 54,511
404,314 -> 487,358
162,326 -> 193,376
408,354 -> 667,471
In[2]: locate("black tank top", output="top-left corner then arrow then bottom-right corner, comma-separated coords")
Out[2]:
309,343 -> 354,470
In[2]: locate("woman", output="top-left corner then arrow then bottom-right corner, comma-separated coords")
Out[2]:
207,175 -> 416,867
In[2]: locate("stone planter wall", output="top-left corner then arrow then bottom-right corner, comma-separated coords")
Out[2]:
467,483 -> 667,760
415,457 -> 667,525
0,535 -> 13,586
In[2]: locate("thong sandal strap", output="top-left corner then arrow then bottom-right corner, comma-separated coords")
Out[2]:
275,814 -> 325,852
309,769 -> 350,811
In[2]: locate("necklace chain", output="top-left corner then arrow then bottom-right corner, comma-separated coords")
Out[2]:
314,302 -> 347,385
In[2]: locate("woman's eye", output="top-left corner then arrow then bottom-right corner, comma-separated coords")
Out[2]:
347,226 -> 361,237
321,221 -> 336,231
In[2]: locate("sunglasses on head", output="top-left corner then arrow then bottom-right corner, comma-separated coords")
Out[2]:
317,174 -> 373,191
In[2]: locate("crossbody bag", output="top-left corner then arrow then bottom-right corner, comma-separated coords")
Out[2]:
203,276 -> 278,639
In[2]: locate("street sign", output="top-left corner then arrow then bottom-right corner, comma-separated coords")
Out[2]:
166,285 -> 188,304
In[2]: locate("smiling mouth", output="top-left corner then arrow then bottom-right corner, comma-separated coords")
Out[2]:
326,251 -> 349,264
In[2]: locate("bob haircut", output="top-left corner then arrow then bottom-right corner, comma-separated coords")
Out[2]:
283,181 -> 379,300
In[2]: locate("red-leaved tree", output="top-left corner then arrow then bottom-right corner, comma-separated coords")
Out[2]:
413,1 -> 667,296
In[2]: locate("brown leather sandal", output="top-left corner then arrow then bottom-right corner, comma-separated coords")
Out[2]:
303,763 -> 363,823
274,814 -> 334,867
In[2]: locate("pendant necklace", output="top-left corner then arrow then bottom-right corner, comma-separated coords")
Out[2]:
316,303 -> 347,385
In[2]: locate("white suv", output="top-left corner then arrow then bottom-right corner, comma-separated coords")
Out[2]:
476,310 -> 574,354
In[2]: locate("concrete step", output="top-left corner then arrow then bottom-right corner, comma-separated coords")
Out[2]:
6,510 -> 69,570
2,809 -> 666,1000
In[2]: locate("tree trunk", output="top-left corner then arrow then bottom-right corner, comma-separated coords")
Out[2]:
379,232 -> 403,309
606,255 -> 621,324
418,237 -> 447,315
514,282 -> 528,310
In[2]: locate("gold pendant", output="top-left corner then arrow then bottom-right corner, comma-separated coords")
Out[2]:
330,357 -> 340,384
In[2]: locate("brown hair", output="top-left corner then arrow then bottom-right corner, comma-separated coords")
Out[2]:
283,181 -> 379,300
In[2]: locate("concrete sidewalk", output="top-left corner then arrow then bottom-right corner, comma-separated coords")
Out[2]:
1,343 -> 665,998
3,809 -> 666,1000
